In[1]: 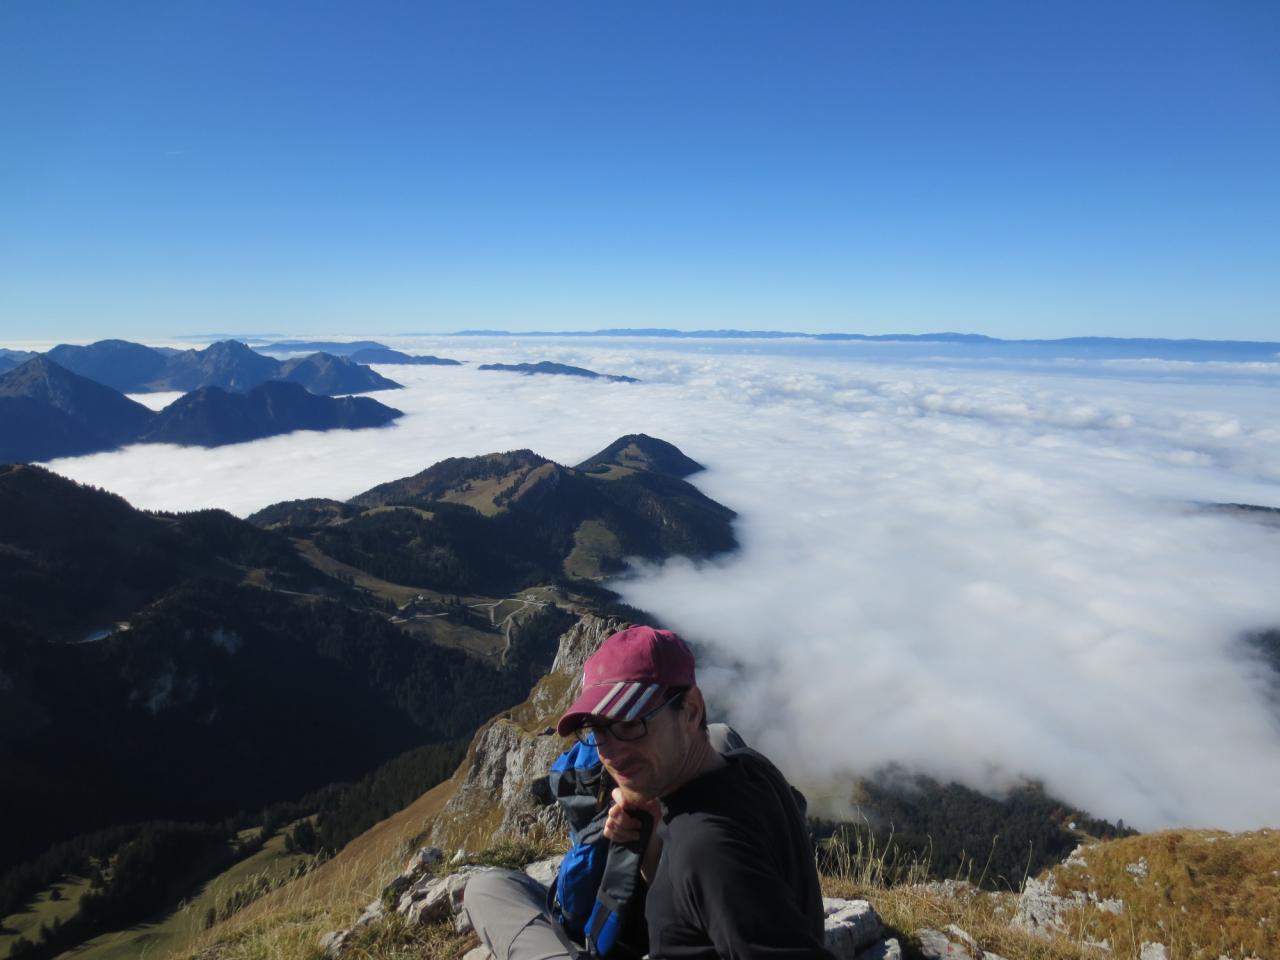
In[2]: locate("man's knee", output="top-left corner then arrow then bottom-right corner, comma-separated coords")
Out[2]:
463,868 -> 565,960
463,868 -> 539,921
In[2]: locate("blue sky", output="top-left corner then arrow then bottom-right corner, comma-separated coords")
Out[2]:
2,1 -> 1277,342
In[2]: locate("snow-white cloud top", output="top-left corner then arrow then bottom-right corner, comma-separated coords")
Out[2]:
42,336 -> 1280,830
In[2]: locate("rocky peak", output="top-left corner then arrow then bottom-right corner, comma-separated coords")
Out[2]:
428,613 -> 629,852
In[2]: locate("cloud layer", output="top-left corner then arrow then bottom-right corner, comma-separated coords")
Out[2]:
41,337 -> 1280,830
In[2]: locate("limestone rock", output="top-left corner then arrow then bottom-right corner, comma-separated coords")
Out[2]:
822,898 -> 885,959
1013,871 -> 1127,939
355,897 -> 384,927
549,614 -> 620,687
462,947 -> 494,960
1012,876 -> 1073,935
430,615 -> 626,852
318,929 -> 349,957
524,854 -> 564,888
400,865 -> 484,926
404,846 -> 444,876
946,925 -> 977,949
1140,944 -> 1170,960
917,928 -> 974,960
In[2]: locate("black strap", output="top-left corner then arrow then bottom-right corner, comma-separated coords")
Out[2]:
549,810 -> 653,960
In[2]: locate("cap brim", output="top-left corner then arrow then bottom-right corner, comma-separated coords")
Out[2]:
555,680 -> 666,737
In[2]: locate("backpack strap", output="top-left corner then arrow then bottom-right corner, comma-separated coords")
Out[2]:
548,810 -> 653,960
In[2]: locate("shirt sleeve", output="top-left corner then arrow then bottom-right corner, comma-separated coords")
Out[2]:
670,814 -> 833,960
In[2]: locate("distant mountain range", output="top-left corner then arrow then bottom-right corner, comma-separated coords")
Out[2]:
0,358 -> 403,462
45,339 -> 402,394
477,360 -> 640,382
0,434 -> 736,871
444,329 -> 1280,360
452,327 -> 1001,342
0,349 -> 35,374
257,341 -> 462,365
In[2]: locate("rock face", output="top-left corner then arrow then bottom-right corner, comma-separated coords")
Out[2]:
1012,874 -> 1123,938
429,614 -> 627,852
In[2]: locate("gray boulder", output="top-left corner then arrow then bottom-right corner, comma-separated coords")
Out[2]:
822,898 -> 885,959
400,865 -> 485,926
917,927 -> 975,960
524,854 -> 564,888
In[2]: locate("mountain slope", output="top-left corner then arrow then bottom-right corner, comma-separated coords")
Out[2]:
0,464 -> 329,639
139,380 -> 403,446
0,359 -> 404,461
0,465 -> 577,872
0,357 -> 156,460
153,340 -> 282,392
266,437 -> 737,594
575,433 -> 705,479
45,339 -> 171,392
276,353 -> 402,394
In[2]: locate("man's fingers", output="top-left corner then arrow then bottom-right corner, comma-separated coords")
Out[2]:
602,799 -> 645,843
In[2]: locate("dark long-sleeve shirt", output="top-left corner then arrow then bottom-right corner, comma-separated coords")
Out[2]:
644,748 -> 834,960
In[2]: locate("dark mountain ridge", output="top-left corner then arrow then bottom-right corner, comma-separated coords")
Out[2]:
45,339 -> 171,392
139,380 -> 402,447
275,353 -> 402,393
0,359 -> 403,461
348,347 -> 462,366
258,434 -> 737,595
477,360 -> 639,382
0,357 -> 157,461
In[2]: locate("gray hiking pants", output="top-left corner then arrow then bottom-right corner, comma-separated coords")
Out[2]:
463,867 -> 567,960
461,724 -> 746,960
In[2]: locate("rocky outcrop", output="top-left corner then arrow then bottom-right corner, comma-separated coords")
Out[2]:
428,614 -> 627,853
822,897 -> 889,959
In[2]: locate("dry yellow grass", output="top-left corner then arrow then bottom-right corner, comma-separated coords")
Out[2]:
435,469 -> 526,516
1048,829 -> 1279,960
290,538 -> 424,607
563,519 -> 623,579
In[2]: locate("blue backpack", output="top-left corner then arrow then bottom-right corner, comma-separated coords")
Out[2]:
546,740 -> 651,960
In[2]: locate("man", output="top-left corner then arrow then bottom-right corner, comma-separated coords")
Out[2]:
464,624 -> 831,960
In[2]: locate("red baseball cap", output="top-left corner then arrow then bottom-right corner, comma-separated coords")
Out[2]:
556,625 -> 697,736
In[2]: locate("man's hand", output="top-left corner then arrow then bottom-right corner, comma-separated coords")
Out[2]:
602,787 -> 661,845
603,787 -> 664,881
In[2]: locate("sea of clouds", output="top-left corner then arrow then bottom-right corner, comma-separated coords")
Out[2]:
37,335 -> 1280,831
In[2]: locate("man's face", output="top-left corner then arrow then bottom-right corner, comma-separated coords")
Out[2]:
594,691 -> 703,803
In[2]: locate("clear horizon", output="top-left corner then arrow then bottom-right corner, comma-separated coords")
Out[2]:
2,1 -> 1277,343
